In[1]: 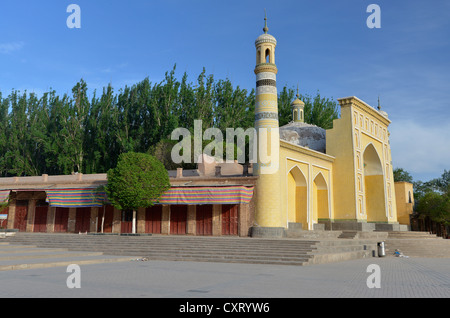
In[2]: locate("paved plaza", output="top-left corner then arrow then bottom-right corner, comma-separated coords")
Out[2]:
1,255 -> 449,299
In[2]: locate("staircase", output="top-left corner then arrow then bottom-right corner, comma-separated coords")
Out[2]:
385,231 -> 450,258
6,231 -> 445,269
2,232 -> 379,268
338,231 -> 358,239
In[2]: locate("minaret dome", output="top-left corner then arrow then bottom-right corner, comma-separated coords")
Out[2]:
291,86 -> 305,123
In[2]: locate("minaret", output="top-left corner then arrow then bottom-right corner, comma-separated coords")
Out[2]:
253,11 -> 282,232
291,85 -> 305,123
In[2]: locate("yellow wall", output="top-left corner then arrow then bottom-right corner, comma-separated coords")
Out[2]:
365,175 -> 387,222
395,182 -> 414,225
326,105 -> 357,220
317,189 -> 328,221
287,172 -> 307,228
327,96 -> 398,224
279,140 -> 334,230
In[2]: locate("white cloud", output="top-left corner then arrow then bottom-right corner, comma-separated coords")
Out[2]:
0,41 -> 24,54
389,118 -> 450,181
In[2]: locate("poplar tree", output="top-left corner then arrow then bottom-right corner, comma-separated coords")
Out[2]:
0,66 -> 340,176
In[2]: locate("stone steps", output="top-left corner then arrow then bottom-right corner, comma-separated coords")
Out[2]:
385,239 -> 450,258
378,230 -> 450,258
338,231 -> 358,239
387,231 -> 443,239
4,233 -> 316,266
3,233 -> 378,267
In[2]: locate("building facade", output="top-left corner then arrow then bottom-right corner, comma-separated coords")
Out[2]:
0,172 -> 257,236
250,16 -> 408,236
0,17 -> 412,237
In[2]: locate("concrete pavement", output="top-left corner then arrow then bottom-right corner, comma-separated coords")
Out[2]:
1,255 -> 449,298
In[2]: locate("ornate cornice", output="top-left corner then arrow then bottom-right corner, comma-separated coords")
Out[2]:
255,112 -> 278,121
254,63 -> 278,75
280,140 -> 335,162
338,96 -> 391,126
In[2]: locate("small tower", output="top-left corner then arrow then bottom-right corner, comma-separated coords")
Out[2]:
377,96 -> 389,118
291,85 -> 305,123
253,10 -> 283,233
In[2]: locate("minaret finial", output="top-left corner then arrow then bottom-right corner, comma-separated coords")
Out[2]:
296,83 -> 300,99
377,95 -> 381,110
263,9 -> 269,34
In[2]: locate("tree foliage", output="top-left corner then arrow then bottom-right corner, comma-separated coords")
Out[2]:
416,190 -> 450,226
0,65 -> 339,176
412,170 -> 450,225
278,87 -> 339,128
106,152 -> 170,212
393,167 -> 414,183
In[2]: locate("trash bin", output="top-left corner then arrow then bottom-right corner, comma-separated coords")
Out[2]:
377,241 -> 385,257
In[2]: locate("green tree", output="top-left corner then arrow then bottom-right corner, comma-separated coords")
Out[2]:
0,66 -> 342,177
83,84 -> 118,173
278,87 -> 339,129
0,92 -> 8,176
214,78 -> 255,131
106,152 -> 170,233
303,91 -> 339,129
416,190 -> 450,226
45,90 -> 73,175
413,170 -> 450,232
278,86 -> 296,127
427,170 -> 450,194
393,168 -> 413,183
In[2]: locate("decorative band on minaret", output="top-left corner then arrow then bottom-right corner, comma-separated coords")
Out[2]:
253,12 -> 282,229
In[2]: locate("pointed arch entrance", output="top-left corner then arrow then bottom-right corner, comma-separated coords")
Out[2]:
313,172 -> 329,225
363,144 -> 387,222
287,166 -> 308,229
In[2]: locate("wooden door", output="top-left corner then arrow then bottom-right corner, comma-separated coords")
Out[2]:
170,205 -> 187,235
97,205 -> 114,233
222,204 -> 238,236
0,206 -> 8,229
121,210 -> 133,233
75,207 -> 91,233
34,206 -> 48,232
54,207 -> 69,232
196,205 -> 212,236
145,205 -> 162,234
14,200 -> 28,232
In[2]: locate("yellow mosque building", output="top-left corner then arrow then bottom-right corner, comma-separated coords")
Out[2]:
251,15 -> 409,237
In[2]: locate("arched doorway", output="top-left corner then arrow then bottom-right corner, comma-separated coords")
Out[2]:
313,172 -> 329,225
363,144 -> 387,222
287,166 -> 307,229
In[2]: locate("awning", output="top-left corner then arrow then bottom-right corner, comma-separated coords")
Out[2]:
3,185 -> 254,207
0,190 -> 10,204
158,185 -> 254,205
45,188 -> 107,208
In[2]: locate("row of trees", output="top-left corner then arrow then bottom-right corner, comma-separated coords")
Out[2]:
0,65 -> 339,177
394,168 -> 450,233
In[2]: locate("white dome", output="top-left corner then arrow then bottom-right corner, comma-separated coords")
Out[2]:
279,122 -> 326,153
255,33 -> 277,46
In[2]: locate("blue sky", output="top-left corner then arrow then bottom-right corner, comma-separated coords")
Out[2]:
0,0 -> 449,182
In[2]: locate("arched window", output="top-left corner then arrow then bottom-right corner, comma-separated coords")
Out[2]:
265,48 -> 270,63
408,191 -> 412,203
